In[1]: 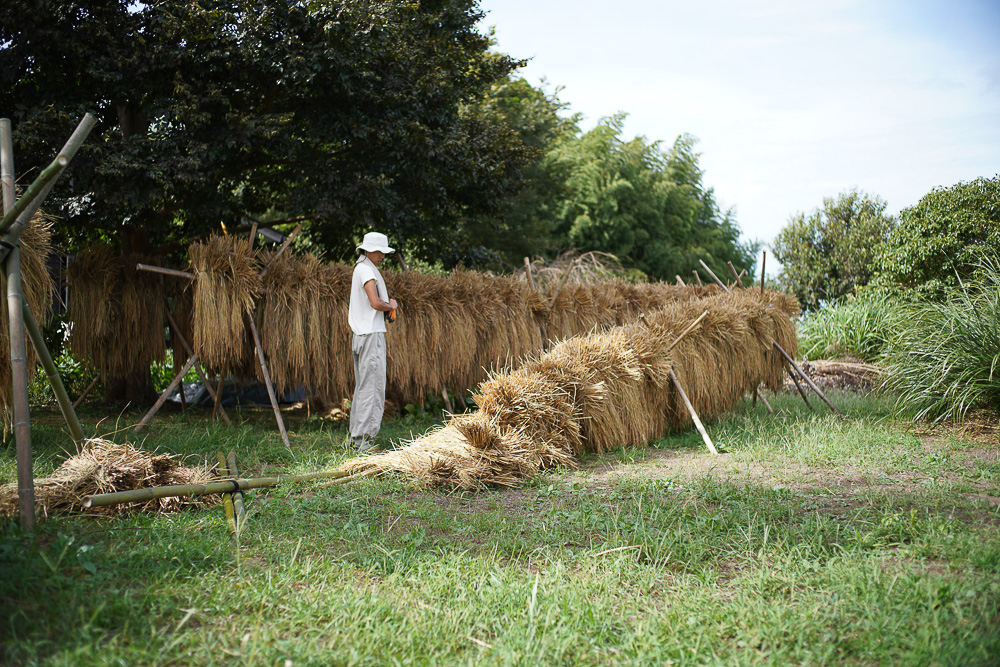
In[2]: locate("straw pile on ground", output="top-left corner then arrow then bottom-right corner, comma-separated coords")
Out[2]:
189,235 -> 261,376
0,209 -> 54,429
0,438 -> 218,517
338,289 -> 799,488
66,243 -> 166,383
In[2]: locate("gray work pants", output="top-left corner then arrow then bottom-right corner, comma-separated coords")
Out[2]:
350,333 -> 386,446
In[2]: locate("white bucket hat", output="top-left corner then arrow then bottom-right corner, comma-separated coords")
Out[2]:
356,232 -> 395,254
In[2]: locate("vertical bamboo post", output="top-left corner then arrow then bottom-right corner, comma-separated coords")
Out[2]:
244,312 -> 291,450
523,257 -> 536,291
212,375 -> 224,420
216,452 -> 236,533
226,450 -> 247,530
2,120 -> 34,530
773,343 -> 843,417
760,251 -> 766,295
669,369 -> 719,455
22,300 -> 86,443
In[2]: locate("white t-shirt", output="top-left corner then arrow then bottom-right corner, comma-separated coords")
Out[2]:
349,256 -> 389,335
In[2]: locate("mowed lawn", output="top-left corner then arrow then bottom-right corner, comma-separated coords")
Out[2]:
1,390 -> 998,665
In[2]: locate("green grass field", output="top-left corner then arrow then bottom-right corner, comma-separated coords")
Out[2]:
2,391 -> 998,665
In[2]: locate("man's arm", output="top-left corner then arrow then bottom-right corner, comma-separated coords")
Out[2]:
363,279 -> 398,312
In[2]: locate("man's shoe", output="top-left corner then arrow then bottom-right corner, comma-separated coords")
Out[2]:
355,440 -> 378,454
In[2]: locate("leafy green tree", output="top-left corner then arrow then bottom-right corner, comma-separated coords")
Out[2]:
773,189 -> 895,311
0,0 -> 529,262
872,175 -> 1000,294
547,116 -> 756,281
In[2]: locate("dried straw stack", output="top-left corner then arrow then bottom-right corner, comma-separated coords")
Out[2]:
66,243 -> 167,385
189,235 -> 261,376
339,289 -> 798,488
0,438 -> 218,517
0,209 -> 54,429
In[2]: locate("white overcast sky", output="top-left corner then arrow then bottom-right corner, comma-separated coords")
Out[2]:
476,0 -> 1000,263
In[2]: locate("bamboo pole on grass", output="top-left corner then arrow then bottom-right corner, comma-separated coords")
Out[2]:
669,368 -> 719,455
787,367 -> 814,411
226,451 -> 247,529
83,468 -> 353,508
755,386 -> 774,414
773,343 -> 843,417
216,452 -> 236,533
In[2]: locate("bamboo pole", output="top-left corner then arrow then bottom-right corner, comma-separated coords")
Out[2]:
669,368 -> 719,455
244,312 -> 291,450
395,249 -> 410,272
524,257 -> 536,291
0,155 -> 68,233
212,375 -> 224,420
665,311 -> 709,356
760,251 -> 766,295
216,452 -> 236,533
22,300 -> 86,443
136,264 -> 195,281
2,124 -> 34,531
675,275 -> 686,286
134,356 -> 198,432
773,343 -> 843,417
698,259 -> 730,292
441,386 -> 453,414
259,222 -> 302,278
164,308 -> 232,426
0,114 -> 96,265
692,270 -> 702,286
787,366 -> 814,411
247,221 -> 258,249
72,373 -> 101,410
226,450 -> 247,529
755,387 -> 774,415
83,468 -> 353,508
727,261 -> 742,286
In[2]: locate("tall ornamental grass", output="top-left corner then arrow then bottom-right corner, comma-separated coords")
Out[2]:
885,258 -> 1000,422
796,293 -> 894,361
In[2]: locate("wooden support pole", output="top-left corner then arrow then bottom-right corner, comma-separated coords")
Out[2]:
247,221 -> 258,249
773,343 -> 843,417
23,299 -> 86,443
164,308 -> 232,426
692,270 -> 702,286
226,450 -> 247,530
698,259 -> 730,292
72,373 -> 101,410
755,387 -> 774,415
0,114 -> 96,265
666,311 -> 709,356
441,386 -> 454,414
244,312 -> 292,450
727,261 -> 742,286
259,222 -> 303,278
216,452 -> 236,534
675,275 -> 686,286
760,251 -> 766,295
395,249 -> 410,272
669,369 -> 719,455
136,264 -> 195,281
134,356 -> 198,432
524,257 -> 536,291
786,364 -> 814,411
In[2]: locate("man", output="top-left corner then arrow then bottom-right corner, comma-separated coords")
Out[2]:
348,232 -> 398,452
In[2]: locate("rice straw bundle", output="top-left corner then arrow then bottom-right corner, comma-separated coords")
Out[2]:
0,438 -> 218,517
66,244 -> 167,383
339,289 -> 798,488
168,280 -> 194,366
0,209 -> 54,430
189,235 -> 261,375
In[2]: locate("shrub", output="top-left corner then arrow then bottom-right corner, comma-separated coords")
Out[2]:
796,293 -> 895,361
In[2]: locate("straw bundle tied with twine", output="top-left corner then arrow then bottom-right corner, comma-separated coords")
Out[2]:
339,289 -> 799,488
0,210 -> 54,432
66,243 -> 167,382
0,438 -> 218,517
189,235 -> 261,376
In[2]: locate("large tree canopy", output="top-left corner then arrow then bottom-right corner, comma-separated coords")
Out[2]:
872,175 -> 1000,295
772,189 -> 895,311
1,0 -> 529,259
545,116 -> 757,281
